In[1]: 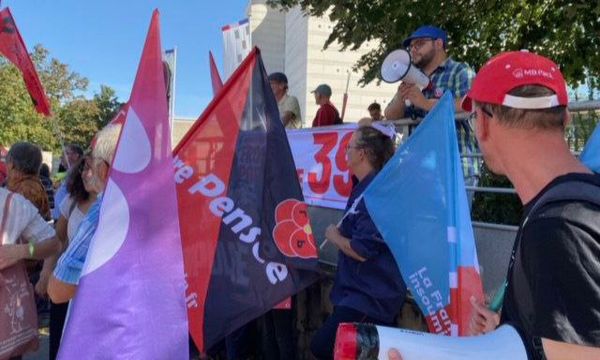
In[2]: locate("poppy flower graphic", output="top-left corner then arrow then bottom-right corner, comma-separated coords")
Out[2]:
272,199 -> 317,259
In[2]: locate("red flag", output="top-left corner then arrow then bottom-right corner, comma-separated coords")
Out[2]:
0,8 -> 51,116
174,48 -> 254,352
175,48 -> 319,351
209,50 -> 223,95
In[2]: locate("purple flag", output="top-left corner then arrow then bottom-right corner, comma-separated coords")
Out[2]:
58,10 -> 188,359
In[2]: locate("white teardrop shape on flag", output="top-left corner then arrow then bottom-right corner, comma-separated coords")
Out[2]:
81,179 -> 130,276
112,107 -> 151,174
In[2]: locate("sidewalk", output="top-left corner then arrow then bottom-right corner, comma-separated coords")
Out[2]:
23,311 -> 49,360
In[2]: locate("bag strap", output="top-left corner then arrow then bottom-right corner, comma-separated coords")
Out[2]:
68,198 -> 78,218
0,192 -> 13,243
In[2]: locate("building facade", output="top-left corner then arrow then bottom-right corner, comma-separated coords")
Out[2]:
247,0 -> 398,126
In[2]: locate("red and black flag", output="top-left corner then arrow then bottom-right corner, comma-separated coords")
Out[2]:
174,47 -> 320,351
0,7 -> 51,116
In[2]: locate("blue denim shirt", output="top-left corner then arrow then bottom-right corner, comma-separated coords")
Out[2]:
330,172 -> 407,323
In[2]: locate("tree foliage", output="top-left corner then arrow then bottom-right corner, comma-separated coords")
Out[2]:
0,45 -> 122,152
268,0 -> 600,87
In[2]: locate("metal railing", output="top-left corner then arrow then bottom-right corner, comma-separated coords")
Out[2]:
386,100 -> 600,229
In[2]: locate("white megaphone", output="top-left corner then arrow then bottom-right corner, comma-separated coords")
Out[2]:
381,49 -> 430,89
334,323 -> 529,360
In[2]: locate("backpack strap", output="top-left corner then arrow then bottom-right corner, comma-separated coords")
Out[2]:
525,180 -> 600,223
493,179 -> 600,312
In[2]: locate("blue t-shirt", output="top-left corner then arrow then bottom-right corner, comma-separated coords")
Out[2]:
330,172 -> 407,323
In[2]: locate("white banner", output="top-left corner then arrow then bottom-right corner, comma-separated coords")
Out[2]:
287,124 -> 358,210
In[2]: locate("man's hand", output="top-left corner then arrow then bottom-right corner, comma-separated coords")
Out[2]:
399,83 -> 428,109
388,348 -> 403,360
0,244 -> 26,270
469,296 -> 500,335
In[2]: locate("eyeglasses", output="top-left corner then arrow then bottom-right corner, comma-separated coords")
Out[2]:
408,38 -> 434,51
473,106 -> 494,120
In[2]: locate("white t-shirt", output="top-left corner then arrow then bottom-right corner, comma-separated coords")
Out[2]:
278,94 -> 302,129
0,187 -> 55,245
59,196 -> 87,242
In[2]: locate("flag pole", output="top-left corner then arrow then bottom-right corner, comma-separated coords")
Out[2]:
319,196 -> 359,250
340,71 -> 351,121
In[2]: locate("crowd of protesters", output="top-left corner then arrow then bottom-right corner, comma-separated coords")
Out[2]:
0,22 -> 599,360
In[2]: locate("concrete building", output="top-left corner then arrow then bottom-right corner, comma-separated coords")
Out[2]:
247,0 -> 398,126
172,117 -> 196,147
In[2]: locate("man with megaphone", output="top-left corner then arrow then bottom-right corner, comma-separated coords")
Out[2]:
384,25 -> 472,119
369,51 -> 600,360
383,25 -> 480,192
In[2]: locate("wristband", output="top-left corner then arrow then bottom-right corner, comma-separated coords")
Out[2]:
28,242 -> 35,258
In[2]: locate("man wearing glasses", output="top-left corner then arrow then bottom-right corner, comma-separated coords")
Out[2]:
385,25 -> 480,193
385,25 -> 474,119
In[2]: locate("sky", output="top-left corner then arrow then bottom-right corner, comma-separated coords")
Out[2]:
2,0 -> 249,119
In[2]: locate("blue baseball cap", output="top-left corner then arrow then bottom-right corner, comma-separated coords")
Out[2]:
402,25 -> 448,48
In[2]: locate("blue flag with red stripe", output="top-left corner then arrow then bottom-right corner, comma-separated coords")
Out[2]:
581,122 -> 600,172
363,92 -> 484,336
174,48 -> 320,351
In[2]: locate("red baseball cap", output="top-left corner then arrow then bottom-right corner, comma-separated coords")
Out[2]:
461,51 -> 568,112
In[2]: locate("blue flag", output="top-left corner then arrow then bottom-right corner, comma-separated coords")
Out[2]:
581,122 -> 600,172
363,92 -> 484,336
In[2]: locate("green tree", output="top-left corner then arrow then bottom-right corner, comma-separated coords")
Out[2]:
94,85 -> 122,129
268,0 -> 600,87
0,45 -> 122,152
0,59 -> 54,147
56,99 -> 100,148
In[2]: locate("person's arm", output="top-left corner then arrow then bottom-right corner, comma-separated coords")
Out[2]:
325,224 -> 366,262
384,88 -> 406,120
281,111 -> 296,127
48,275 -> 76,304
400,83 -> 436,112
36,215 -> 69,296
542,339 -> 600,360
0,236 -> 59,269
326,202 -> 385,262
48,201 -> 100,303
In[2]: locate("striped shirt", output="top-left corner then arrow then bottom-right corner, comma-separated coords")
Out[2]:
405,58 -> 481,178
53,196 -> 102,285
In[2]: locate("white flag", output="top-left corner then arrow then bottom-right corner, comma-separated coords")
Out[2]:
222,18 -> 251,80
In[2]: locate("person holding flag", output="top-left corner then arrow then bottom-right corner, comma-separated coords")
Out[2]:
385,51 -> 600,360
311,125 -> 407,359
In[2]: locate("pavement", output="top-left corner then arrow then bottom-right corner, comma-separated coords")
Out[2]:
23,313 -> 50,360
